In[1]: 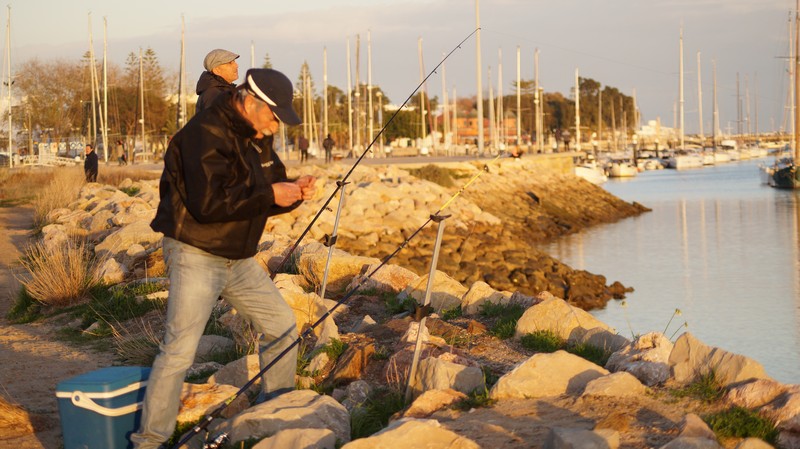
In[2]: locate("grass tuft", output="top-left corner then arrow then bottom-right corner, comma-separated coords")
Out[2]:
6,287 -> 42,323
520,330 -> 563,353
440,305 -> 462,321
670,371 -> 725,403
350,388 -> 406,440
407,164 -> 455,187
31,167 -> 84,231
17,238 -> 103,307
704,406 -> 779,443
454,386 -> 496,411
479,302 -> 525,340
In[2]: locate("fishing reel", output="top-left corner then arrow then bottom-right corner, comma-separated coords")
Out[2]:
203,432 -> 229,449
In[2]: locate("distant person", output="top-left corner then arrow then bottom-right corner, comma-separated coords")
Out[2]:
84,144 -> 98,182
195,48 -> 240,113
298,135 -> 309,163
322,133 -> 335,163
116,140 -> 127,165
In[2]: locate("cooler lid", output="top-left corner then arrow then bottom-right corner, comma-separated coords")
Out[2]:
56,366 -> 150,394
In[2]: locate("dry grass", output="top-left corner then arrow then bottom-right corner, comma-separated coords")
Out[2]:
109,310 -> 165,365
0,393 -> 34,438
99,166 -> 161,187
31,167 -> 84,230
0,167 -> 56,207
17,238 -> 103,307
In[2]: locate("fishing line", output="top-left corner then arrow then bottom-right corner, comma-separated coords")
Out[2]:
167,151 -> 504,449
272,27 -> 480,277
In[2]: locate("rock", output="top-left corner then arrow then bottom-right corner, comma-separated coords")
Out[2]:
177,383 -> 249,424
298,249 -> 380,294
306,352 -> 331,375
407,356 -> 485,400
341,380 -> 372,411
544,427 -> 620,449
401,388 -> 467,419
214,390 -> 350,444
340,418 -> 480,449
331,342 -> 375,384
208,354 -> 261,394
399,270 -> 469,313
94,220 -> 163,259
194,335 -> 236,363
581,372 -> 646,398
186,362 -> 224,380
460,281 -> 512,315
669,332 -> 771,387
350,315 -> 377,333
573,327 -> 630,354
514,296 -> 614,340
734,438 -> 776,449
678,414 -> 717,440
98,258 -> 128,284
252,428 -> 337,449
121,243 -> 147,270
346,263 -> 420,293
279,288 -> 339,344
401,321 -> 431,345
726,379 -> 789,409
659,437 -> 724,449
605,332 -> 673,386
490,350 -> 609,400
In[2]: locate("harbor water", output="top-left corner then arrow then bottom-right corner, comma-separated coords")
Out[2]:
543,159 -> 800,384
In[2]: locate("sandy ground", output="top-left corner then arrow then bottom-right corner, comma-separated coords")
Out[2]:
0,206 -> 115,449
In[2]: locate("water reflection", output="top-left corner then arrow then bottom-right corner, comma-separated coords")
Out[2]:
544,160 -> 800,384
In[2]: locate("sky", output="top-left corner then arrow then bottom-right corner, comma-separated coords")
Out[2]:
6,0 -> 795,136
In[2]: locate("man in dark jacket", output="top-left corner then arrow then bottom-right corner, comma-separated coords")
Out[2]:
83,143 -> 98,182
131,68 -> 316,449
195,48 -> 239,113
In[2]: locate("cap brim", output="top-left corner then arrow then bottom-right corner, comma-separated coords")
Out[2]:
272,106 -> 301,126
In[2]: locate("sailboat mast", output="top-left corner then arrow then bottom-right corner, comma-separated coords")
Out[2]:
441,55 -> 449,152
367,31 -> 374,155
323,46 -> 328,138
679,27 -> 685,150
795,0 -> 800,159
534,48 -> 542,154
497,48 -> 504,149
487,66 -> 494,150
139,47 -> 146,156
103,17 -> 108,161
177,15 -> 187,130
697,51 -> 703,146
5,5 -> 10,168
516,46 -> 521,147
475,0 -> 484,155
88,13 -> 97,148
418,37 -> 426,144
713,59 -> 718,150
346,37 -> 353,152
575,68 -> 580,152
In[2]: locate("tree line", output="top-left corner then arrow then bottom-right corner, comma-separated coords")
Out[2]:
14,48 -> 636,153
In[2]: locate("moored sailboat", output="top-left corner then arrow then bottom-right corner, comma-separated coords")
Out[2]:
772,3 -> 800,189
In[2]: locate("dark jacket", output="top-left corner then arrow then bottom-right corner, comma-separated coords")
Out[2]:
151,91 -> 297,259
84,151 -> 98,182
195,71 -> 236,113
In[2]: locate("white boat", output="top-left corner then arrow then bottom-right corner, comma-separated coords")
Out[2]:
607,160 -> 638,178
636,157 -> 664,171
701,152 -> 716,166
665,151 -> 704,169
713,151 -> 731,164
574,161 -> 608,184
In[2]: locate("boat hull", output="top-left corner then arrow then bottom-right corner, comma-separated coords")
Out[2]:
771,165 -> 800,189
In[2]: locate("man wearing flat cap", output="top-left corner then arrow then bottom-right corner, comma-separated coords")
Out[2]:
195,48 -> 240,113
131,68 -> 316,449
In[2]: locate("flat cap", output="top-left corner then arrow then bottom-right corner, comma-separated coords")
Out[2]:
203,49 -> 239,71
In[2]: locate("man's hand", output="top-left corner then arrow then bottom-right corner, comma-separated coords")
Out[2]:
272,182 -> 303,207
295,175 -> 317,200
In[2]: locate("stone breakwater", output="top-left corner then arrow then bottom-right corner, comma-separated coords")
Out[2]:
34,164 -> 800,448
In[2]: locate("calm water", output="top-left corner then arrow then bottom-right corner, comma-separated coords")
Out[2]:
543,159 -> 800,385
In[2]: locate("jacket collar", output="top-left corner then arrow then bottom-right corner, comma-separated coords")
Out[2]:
215,91 -> 258,139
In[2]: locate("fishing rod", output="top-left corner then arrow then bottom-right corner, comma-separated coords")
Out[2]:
272,27 -> 480,278
166,151 -> 503,449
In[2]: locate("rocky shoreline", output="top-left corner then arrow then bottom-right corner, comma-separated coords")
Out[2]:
11,161 -> 800,448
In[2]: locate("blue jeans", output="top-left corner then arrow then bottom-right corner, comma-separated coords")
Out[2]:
131,238 -> 297,449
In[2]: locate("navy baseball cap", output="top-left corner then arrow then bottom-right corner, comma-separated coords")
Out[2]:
244,68 -> 301,126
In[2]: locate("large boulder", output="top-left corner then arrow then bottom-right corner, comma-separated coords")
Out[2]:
399,270 -> 469,313
297,249 -> 380,295
669,332 -> 771,387
346,263 -> 420,294
94,219 -> 163,259
544,427 -> 620,449
490,351 -> 609,400
407,356 -> 485,400
606,332 -> 673,386
176,383 -> 248,424
340,418 -> 480,449
252,428 -> 336,449
207,354 -> 261,394
581,372 -> 647,398
460,281 -> 513,315
400,388 -> 467,419
213,390 -> 350,444
514,296 -> 614,341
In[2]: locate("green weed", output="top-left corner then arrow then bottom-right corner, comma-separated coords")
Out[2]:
454,387 -> 496,411
670,371 -> 725,403
350,388 -> 406,440
6,287 -> 42,323
407,164 -> 455,187
520,330 -> 564,353
440,305 -> 462,321
567,342 -> 612,367
704,406 -> 778,444
321,338 -> 348,361
479,302 -> 525,340
119,186 -> 140,197
383,293 -> 416,315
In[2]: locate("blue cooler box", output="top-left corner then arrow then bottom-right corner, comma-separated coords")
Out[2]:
56,366 -> 150,449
